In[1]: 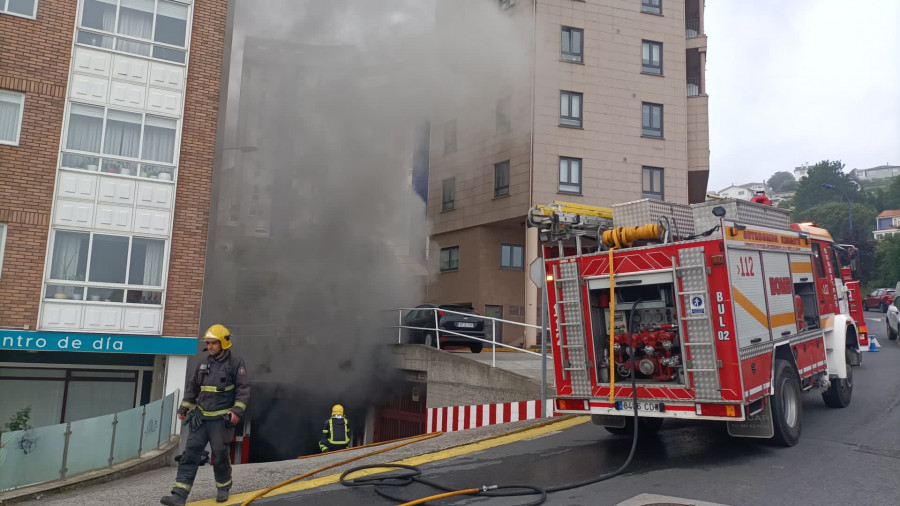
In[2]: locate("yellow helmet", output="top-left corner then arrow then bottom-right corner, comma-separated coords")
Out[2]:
203,324 -> 232,350
332,404 -> 344,417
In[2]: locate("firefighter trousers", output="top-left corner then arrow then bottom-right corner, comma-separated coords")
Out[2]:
172,419 -> 235,495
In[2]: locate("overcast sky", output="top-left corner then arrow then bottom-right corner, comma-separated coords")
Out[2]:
705,0 -> 900,191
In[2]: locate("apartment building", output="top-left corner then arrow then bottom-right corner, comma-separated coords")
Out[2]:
428,0 -> 709,347
0,0 -> 227,427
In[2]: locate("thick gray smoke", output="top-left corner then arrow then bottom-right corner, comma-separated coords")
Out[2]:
200,0 -> 529,459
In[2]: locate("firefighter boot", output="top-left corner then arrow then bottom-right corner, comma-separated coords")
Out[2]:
216,487 -> 230,502
160,491 -> 187,506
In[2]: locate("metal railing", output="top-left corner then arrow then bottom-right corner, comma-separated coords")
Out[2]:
687,76 -> 701,97
396,307 -> 549,367
685,19 -> 700,38
0,390 -> 179,493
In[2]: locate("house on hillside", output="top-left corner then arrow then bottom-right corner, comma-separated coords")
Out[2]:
849,165 -> 900,182
717,182 -> 769,200
873,210 -> 900,239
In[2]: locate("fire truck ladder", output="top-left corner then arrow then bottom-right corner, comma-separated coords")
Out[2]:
553,261 -> 592,396
675,247 -> 722,400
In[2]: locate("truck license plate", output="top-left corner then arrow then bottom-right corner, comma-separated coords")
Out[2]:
620,401 -> 660,412
457,322 -> 475,328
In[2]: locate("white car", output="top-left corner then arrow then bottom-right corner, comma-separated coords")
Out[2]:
887,297 -> 899,341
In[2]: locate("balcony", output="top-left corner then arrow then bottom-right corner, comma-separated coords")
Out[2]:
686,19 -> 700,38
687,76 -> 701,97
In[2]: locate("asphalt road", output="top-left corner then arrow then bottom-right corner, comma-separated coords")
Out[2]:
251,311 -> 900,506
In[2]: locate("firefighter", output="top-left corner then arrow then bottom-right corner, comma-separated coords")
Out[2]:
319,404 -> 351,453
160,324 -> 250,506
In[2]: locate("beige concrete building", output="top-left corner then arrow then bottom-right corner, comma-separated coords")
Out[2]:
426,0 -> 709,347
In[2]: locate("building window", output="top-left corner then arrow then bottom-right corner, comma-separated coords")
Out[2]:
440,246 -> 459,272
560,91 -> 582,127
559,157 -> 582,194
0,223 -> 6,280
642,40 -> 662,75
0,90 -> 25,146
442,177 -> 455,211
444,119 -> 457,154
496,97 -> 511,133
499,0 -> 515,9
641,102 -> 663,138
61,103 -> 178,180
494,160 -> 510,198
77,0 -> 190,64
641,0 -> 661,14
561,27 -> 583,63
642,166 -> 664,200
1,0 -> 37,18
45,230 -> 165,305
501,244 -> 524,269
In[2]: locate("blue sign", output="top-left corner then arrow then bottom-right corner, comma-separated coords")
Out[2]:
691,295 -> 706,315
0,330 -> 198,355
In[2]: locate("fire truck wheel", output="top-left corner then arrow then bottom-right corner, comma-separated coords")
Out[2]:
771,359 -> 802,447
822,349 -> 853,408
604,417 -> 663,436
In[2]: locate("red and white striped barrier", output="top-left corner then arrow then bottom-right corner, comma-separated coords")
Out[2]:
426,400 -> 557,433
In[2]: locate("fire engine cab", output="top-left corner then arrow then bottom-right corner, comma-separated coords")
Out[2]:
529,198 -> 867,446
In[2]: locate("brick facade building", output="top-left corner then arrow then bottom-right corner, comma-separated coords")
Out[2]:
0,0 -> 227,428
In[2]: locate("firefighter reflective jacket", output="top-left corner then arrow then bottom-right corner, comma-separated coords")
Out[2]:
323,416 -> 350,446
179,349 -> 250,420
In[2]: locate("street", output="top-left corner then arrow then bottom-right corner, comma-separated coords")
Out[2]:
247,311 -> 900,506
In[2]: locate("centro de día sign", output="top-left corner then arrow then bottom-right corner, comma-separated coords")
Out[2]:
0,330 -> 198,355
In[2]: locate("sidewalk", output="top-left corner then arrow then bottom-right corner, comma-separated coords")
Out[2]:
6,417 -> 575,506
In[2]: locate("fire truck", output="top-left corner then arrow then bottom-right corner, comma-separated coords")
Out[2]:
529,198 -> 869,446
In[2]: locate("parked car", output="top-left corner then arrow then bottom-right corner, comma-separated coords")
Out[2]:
887,298 -> 899,341
863,288 -> 895,312
404,304 -> 486,353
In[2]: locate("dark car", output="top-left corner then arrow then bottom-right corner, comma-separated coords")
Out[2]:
863,288 -> 895,312
404,304 -> 485,353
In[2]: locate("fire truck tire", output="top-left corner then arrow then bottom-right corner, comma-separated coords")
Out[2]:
822,349 -> 853,408
771,359 -> 802,447
604,417 -> 663,436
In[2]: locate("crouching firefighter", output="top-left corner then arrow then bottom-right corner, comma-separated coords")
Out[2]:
319,404 -> 351,452
161,324 -> 250,506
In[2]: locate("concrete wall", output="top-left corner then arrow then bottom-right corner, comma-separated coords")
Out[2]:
393,344 -> 541,408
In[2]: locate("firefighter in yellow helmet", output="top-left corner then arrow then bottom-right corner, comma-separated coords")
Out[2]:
319,404 -> 352,453
161,324 -> 250,506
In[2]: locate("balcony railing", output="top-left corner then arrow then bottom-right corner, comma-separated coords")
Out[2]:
686,19 -> 700,38
687,76 -> 701,97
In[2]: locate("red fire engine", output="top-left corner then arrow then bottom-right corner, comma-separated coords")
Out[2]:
529,199 -> 867,446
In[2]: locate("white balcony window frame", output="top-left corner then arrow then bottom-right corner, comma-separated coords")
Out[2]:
60,101 -> 180,182
43,228 -> 168,307
75,0 -> 193,65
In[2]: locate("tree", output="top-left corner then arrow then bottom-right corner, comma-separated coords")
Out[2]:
791,160 -> 859,213
794,201 -> 878,242
766,171 -> 797,192
875,233 -> 900,288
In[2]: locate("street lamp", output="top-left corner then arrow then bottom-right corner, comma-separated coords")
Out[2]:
822,183 -> 853,232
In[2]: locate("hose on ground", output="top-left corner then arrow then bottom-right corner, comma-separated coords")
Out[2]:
239,432 -> 443,505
